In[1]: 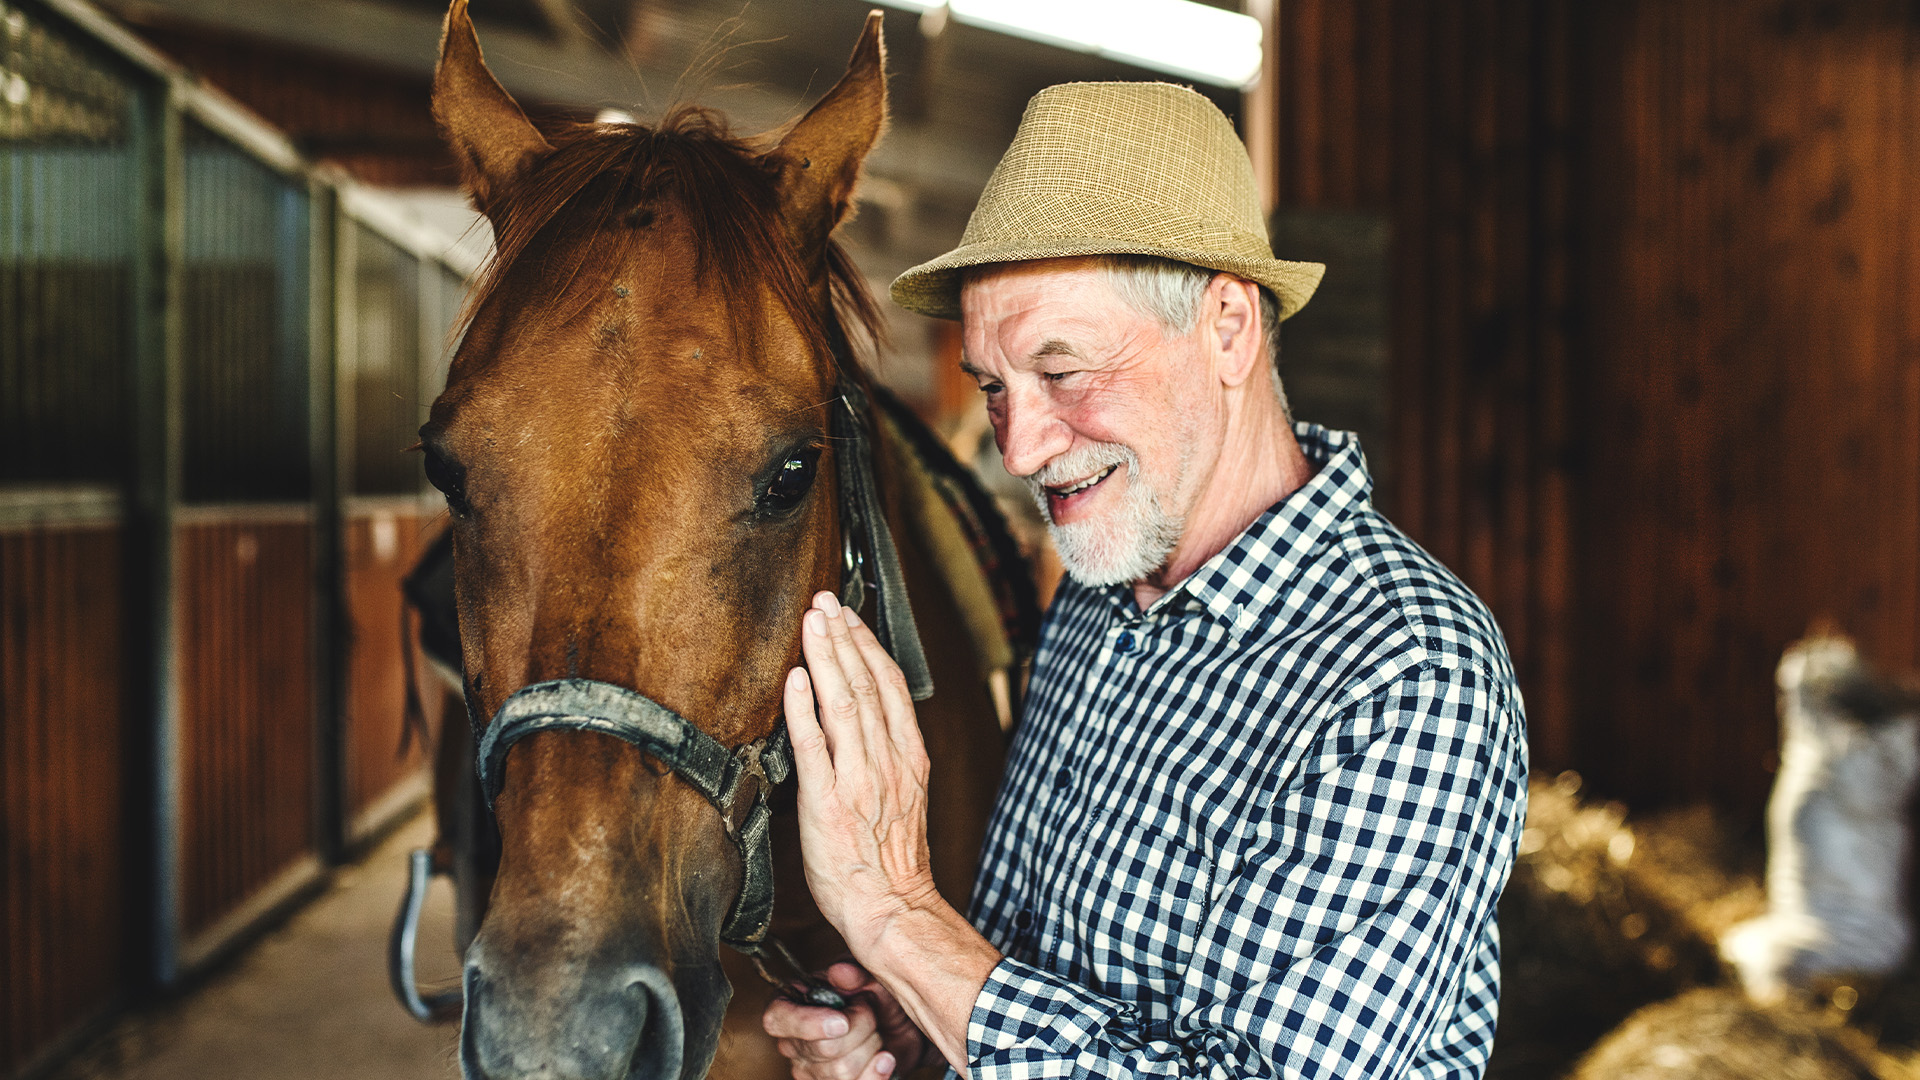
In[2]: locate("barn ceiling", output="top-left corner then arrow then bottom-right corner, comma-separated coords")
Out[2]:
93,0 -> 1256,401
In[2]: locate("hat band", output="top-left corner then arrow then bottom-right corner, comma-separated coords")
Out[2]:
962,191 -> 1274,264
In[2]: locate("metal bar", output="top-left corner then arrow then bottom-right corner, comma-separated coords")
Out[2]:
333,202 -> 358,508
122,66 -> 185,992
0,486 -> 125,530
31,0 -> 183,82
169,502 -> 316,526
175,88 -> 304,179
150,80 -> 186,990
335,180 -> 486,280
389,848 -> 462,1022
309,178 -> 346,865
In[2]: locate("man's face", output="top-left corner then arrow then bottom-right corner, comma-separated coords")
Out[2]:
959,258 -> 1216,587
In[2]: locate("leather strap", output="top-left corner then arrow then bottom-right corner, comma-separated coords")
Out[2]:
477,678 -> 791,951
833,377 -> 933,701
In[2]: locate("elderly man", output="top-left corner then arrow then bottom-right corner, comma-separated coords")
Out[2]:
764,82 -> 1527,1080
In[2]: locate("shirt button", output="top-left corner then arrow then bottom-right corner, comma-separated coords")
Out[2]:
1053,766 -> 1072,791
1015,909 -> 1033,930
1116,629 -> 1136,654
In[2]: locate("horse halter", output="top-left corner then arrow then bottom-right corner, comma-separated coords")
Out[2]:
473,373 -> 932,985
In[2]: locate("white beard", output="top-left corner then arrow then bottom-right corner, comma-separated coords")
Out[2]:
1026,441 -> 1187,588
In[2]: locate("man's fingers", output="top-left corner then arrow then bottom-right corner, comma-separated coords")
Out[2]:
783,666 -> 834,771
812,1046 -> 884,1080
764,996 -> 885,1080
794,1011 -> 880,1064
817,594 -> 889,746
825,960 -> 874,993
801,599 -> 861,733
762,997 -> 842,1041
839,610 -> 923,751
785,1042 -> 883,1080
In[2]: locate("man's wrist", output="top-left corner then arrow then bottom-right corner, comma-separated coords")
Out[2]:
850,897 -> 1001,1076
858,894 -> 970,982
843,878 -> 944,962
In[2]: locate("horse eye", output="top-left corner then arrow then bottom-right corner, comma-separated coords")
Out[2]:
423,447 -> 471,517
763,447 -> 821,513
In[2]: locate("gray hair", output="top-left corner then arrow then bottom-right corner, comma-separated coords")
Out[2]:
1093,255 -> 1289,419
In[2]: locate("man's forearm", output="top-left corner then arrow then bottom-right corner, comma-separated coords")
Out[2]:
856,900 -> 1003,1077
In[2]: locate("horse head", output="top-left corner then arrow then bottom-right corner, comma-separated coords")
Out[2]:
423,3 -> 888,1076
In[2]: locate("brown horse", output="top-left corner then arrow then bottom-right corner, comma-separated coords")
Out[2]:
418,4 -> 1027,1079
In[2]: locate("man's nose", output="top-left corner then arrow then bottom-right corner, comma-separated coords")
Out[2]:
996,393 -> 1072,478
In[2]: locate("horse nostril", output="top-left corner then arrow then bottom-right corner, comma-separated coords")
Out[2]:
459,960 -> 686,1080
625,966 -> 687,1080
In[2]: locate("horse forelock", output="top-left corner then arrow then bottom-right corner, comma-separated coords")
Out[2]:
458,105 -> 885,381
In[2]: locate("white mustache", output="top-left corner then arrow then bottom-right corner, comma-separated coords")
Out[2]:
1024,442 -> 1134,493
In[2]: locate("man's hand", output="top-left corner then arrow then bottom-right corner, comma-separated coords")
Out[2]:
783,592 -> 942,952
781,591 -> 1006,1075
763,961 -> 932,1080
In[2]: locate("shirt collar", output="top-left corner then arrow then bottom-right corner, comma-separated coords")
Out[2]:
1091,423 -> 1373,633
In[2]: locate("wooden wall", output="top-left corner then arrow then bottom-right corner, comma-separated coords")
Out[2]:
1,526 -> 130,1077
131,25 -> 457,187
1580,0 -> 1920,813
1273,0 -> 1920,815
174,518 -> 316,939
342,507 -> 438,838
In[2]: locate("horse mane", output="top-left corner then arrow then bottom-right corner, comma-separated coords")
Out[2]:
460,105 -> 885,371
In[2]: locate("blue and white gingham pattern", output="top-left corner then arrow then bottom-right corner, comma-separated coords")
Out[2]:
962,424 -> 1528,1080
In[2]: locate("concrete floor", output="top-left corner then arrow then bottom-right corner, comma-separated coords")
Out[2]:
53,813 -> 463,1080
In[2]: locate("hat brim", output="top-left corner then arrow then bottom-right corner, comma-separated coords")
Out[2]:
889,237 -> 1326,323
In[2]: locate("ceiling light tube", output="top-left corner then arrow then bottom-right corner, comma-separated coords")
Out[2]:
874,0 -> 1264,90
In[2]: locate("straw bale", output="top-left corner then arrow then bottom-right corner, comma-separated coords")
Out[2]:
1565,988 -> 1892,1080
1489,773 -> 1764,1079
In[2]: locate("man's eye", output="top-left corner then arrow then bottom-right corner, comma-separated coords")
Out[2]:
979,381 -> 1004,395
1042,371 -> 1072,383
762,447 -> 821,513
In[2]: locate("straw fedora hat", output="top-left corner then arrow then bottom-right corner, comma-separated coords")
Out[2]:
889,81 -> 1324,322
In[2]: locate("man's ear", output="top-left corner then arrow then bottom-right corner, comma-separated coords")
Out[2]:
433,0 -> 552,219
765,11 -> 887,264
1208,275 -> 1265,388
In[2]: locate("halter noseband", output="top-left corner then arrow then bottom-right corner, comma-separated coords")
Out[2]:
473,372 -> 931,968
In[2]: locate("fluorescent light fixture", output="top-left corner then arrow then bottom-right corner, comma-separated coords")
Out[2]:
875,0 -> 1264,90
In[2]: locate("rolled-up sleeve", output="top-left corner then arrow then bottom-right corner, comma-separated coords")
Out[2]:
963,662 -> 1528,1080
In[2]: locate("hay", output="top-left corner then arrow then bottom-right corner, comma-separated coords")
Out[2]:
1565,988 -> 1882,1080
1488,774 -> 1920,1080
1489,774 -> 1747,1078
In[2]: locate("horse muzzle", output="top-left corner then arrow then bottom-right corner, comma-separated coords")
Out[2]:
461,950 -> 689,1080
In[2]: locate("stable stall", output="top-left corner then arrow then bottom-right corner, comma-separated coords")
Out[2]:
334,186 -> 470,849
0,0 -> 477,1073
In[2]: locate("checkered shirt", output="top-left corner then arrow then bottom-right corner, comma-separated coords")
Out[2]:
962,424 -> 1528,1080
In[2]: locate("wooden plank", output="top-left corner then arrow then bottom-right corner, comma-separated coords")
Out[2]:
1426,0 -> 1468,571
1281,0 -> 1327,207
1528,0 -> 1576,774
1321,0 -> 1360,205
341,506 -> 436,838
1352,0 -> 1395,210
174,519 -> 316,939
1386,0 -> 1430,528
0,526 -> 129,1076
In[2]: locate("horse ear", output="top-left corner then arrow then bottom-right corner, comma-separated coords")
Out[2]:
433,0 -> 552,217
768,11 -> 888,260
